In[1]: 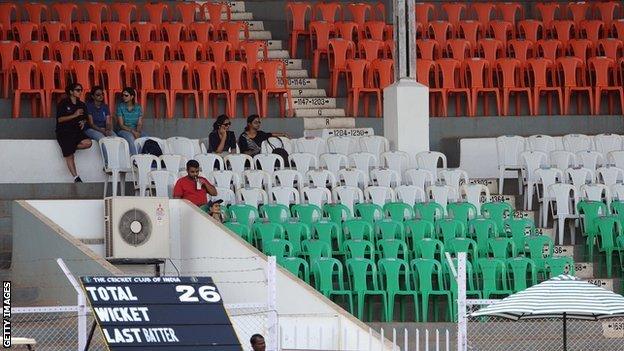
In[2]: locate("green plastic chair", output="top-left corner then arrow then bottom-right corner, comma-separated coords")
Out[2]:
323,203 -> 352,223
260,203 -> 291,223
411,258 -> 453,322
545,256 -> 575,277
468,218 -> 499,258
282,220 -> 311,256
251,222 -> 285,250
447,202 -> 478,228
263,239 -> 293,257
414,202 -> 445,223
436,218 -> 466,244
383,202 -> 415,222
224,222 -> 252,242
506,257 -> 537,293
343,219 -> 374,242
378,258 -> 419,322
481,202 -> 513,235
227,204 -> 260,226
577,200 -> 608,261
405,219 -> 435,245
343,239 -> 375,259
595,216 -> 622,278
375,219 -> 406,241
377,239 -> 410,260
313,258 -> 353,313
488,237 -> 517,259
312,220 -> 344,255
291,204 -> 323,225
346,258 -> 388,321
617,235 -> 624,276
477,258 -> 512,299
524,235 -> 554,277
301,239 -> 332,273
277,256 -> 310,283
354,203 -> 384,223
612,201 -> 624,224
443,258 -> 481,321
447,238 -> 479,263
413,238 -> 445,260
504,218 -> 535,251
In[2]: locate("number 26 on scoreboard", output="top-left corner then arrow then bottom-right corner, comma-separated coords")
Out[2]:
175,285 -> 222,303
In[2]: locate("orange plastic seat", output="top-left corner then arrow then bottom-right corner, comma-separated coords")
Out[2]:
133,60 -> 170,119
38,60 -> 65,117
68,59 -> 97,94
12,22 -> 39,44
507,39 -> 534,62
518,20 -> 544,43
346,3 -> 372,28
488,21 -> 513,47
550,20 -> 574,47
526,58 -> 563,115
497,2 -> 523,24
161,22 -> 188,57
416,3 -> 435,29
98,60 -> 127,109
110,2 -> 137,29
428,21 -> 453,50
446,39 -> 471,60
239,40 -> 268,72
471,3 -> 495,28
143,41 -> 172,64
555,56 -> 593,115
595,2 -> 620,30
458,21 -> 482,54
256,60 -> 294,117
163,61 -> 200,118
588,56 -> 623,115
313,2 -> 342,24
22,41 -> 50,61
477,38 -> 504,67
51,3 -> 78,38
72,21 -> 98,47
84,40 -> 112,65
358,39 -> 384,61
310,21 -> 333,78
567,39 -> 593,62
535,3 -> 560,29
596,38 -> 623,61
191,61 -> 230,118
494,58 -> 534,116
536,39 -> 563,62
433,58 -> 472,116
178,41 -> 204,64
416,59 -> 437,115
131,22 -> 158,43
328,38 -> 355,97
176,2 -> 199,26
384,39 -> 394,59
219,21 -> 249,56
286,2 -> 312,58
345,59 -> 381,117
363,21 -> 387,42
101,22 -> 128,46
334,21 -> 359,42
0,3 -> 17,39
567,2 -> 590,28
441,4 -> 466,29
614,20 -> 624,40
142,3 -> 169,26
42,21 -> 66,44
189,21 -> 214,43
221,61 -> 260,118
206,41 -> 233,84
0,41 -> 20,98
374,2 -> 385,21
462,57 -> 500,116
11,61 -> 45,118
370,58 -> 394,90
52,41 -> 81,73
24,3 -> 49,26
114,41 -> 141,82
202,2 -> 231,29
81,2 -> 109,26
579,20 -> 604,43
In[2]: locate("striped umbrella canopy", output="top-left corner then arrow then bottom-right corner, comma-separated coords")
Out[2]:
471,275 -> 624,320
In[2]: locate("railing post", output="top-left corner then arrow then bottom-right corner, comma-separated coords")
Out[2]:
457,253 -> 468,351
56,258 -> 86,351
267,256 -> 278,351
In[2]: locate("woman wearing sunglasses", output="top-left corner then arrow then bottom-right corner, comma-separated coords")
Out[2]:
238,114 -> 288,156
116,87 -> 147,155
56,83 -> 92,183
84,86 -> 116,141
207,114 -> 237,153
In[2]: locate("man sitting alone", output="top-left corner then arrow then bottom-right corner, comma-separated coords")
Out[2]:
173,160 -> 218,211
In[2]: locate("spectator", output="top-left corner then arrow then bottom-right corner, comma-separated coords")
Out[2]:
208,114 -> 237,153
84,86 -> 116,141
173,160 -> 218,210
116,87 -> 146,155
206,199 -> 224,222
56,83 -> 92,183
250,334 -> 266,351
238,114 -> 288,156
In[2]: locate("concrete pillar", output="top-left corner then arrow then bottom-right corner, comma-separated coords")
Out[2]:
383,79 -> 430,154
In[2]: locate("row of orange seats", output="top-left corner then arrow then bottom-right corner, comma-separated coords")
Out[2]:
8,58 -> 298,120
415,57 -> 624,117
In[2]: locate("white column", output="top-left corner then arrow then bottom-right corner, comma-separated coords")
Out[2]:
457,253 -> 468,351
266,256 -> 278,351
383,80 -> 430,154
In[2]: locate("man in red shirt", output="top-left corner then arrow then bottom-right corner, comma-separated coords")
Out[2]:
173,160 -> 218,211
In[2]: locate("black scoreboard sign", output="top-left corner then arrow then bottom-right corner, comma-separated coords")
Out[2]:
81,276 -> 242,351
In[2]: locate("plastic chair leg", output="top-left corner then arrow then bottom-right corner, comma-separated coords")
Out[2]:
421,293 -> 429,322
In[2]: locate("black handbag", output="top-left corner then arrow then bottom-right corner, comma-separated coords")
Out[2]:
267,137 -> 290,167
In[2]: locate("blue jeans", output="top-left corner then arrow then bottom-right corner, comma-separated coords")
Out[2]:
84,128 -> 117,141
118,130 -> 147,155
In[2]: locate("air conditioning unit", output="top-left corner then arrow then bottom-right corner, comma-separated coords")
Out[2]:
104,197 -> 170,259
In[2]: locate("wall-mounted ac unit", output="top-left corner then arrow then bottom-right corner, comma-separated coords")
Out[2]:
104,197 -> 170,259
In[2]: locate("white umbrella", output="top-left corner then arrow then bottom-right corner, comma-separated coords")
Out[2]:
471,275 -> 624,350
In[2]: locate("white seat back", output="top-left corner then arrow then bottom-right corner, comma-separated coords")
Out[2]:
253,153 -> 284,174
521,151 -> 548,183
294,137 -> 326,157
243,170 -> 271,190
214,187 -> 236,205
563,134 -> 592,153
548,183 -> 578,216
320,153 -> 349,175
306,169 -> 337,188
575,150 -> 604,171
459,184 -> 490,214
99,137 -> 131,172
439,168 -> 469,193
608,151 -> 624,169
148,170 -> 176,197
327,136 -> 359,154
364,186 -> 395,207
611,184 -> 624,200
395,185 -> 426,205
370,168 -> 401,188
597,166 -> 624,188
415,151 -> 447,179
337,168 -> 367,188
166,137 -> 196,159
289,153 -> 318,174
261,137 -> 294,154
331,186 -> 364,214
135,137 -> 169,154
535,168 -> 564,196
550,151 -> 577,170
131,154 -> 160,196
236,187 -> 268,207
270,186 -> 300,206
404,168 -> 434,190
274,169 -> 304,189
527,135 -> 556,156
426,184 -> 454,211
195,153 -> 225,173
159,154 -> 185,173
348,152 -> 378,180
580,183 -> 611,208
565,167 -> 595,191
381,151 -> 410,179
225,154 -> 254,173
496,135 -> 525,169
594,133 -> 622,154
359,135 -> 389,158
208,170 -> 241,190
302,186 -> 332,208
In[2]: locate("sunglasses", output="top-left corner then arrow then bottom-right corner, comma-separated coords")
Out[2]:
222,123 -> 231,126
74,88 -> 83,92
122,94 -> 131,97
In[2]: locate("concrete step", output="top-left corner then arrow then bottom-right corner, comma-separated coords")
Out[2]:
303,117 -> 355,129
290,88 -> 327,97
227,1 -> 246,12
246,31 -> 272,40
575,262 -> 595,279
284,78 -> 318,89
295,108 -> 346,118
267,40 -> 283,50
481,194 -> 516,208
584,278 -> 619,292
285,69 -> 309,78
228,12 -> 254,21
293,97 -> 336,109
243,20 -> 265,31
267,49 -> 289,59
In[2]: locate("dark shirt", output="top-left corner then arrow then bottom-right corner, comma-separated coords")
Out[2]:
86,101 -> 111,129
208,130 -> 237,153
56,98 -> 88,133
238,130 -> 273,155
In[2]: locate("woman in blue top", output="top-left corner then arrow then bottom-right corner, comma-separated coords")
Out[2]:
84,86 -> 116,141
116,87 -> 147,155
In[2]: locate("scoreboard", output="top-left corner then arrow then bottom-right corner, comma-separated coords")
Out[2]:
81,276 -> 242,351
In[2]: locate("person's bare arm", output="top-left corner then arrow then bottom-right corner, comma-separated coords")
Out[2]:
203,181 -> 218,196
58,109 -> 83,123
272,132 -> 289,138
87,114 -> 106,134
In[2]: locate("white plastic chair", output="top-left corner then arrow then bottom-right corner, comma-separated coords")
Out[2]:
404,168 -> 435,189
580,183 -> 611,211
327,136 -> 359,155
207,170 -> 242,191
496,135 -> 525,194
565,167 -> 595,191
359,135 -> 389,158
236,187 -> 268,207
337,168 -> 368,188
563,134 -> 592,153
274,169 -> 304,189
130,154 -> 160,196
99,137 -> 131,197
225,154 -> 254,173
294,137 -> 326,157
214,186 -> 236,205
547,183 -> 579,245
348,152 -> 378,181
607,151 -> 624,169
415,151 -> 447,181
550,150 -> 577,170
576,150 -> 605,171
253,153 -> 284,174
395,185 -> 426,205
302,186 -> 332,208
195,153 -> 224,173
270,186 -> 300,206
166,136 -> 196,159
320,153 -> 349,176
426,184 -> 455,213
439,169 -> 469,198
380,151 -> 410,180
597,166 -> 624,188
289,153 -> 318,174
594,133 -> 622,154
459,184 -> 490,214
306,169 -> 337,188
527,135 -> 556,158
149,170 -> 176,197
160,154 -> 185,173
611,183 -> 624,200
535,167 -> 564,227
332,185 -> 364,214
370,168 -> 401,188
243,170 -> 272,191
364,186 -> 395,207
261,136 -> 294,154
520,151 -> 548,210
135,136 -> 168,154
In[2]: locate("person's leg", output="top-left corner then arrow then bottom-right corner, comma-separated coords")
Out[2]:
64,154 -> 77,177
118,130 -> 138,155
84,129 -> 105,142
77,139 -> 92,150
